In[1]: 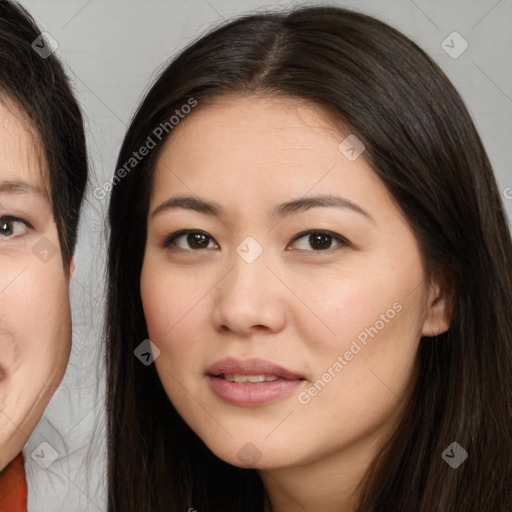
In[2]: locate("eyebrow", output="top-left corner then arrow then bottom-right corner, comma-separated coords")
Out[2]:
0,180 -> 45,196
151,194 -> 375,224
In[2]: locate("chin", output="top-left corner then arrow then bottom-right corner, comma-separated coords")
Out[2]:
200,436 -> 293,470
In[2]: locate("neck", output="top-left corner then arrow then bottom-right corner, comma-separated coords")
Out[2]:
257,411 -> 403,512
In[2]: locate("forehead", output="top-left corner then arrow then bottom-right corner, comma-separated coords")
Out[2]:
165,93 -> 344,152
151,94 -> 378,203
0,98 -> 48,197
153,95 -> 349,187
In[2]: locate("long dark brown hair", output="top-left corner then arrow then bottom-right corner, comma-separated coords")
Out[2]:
106,5 -> 512,511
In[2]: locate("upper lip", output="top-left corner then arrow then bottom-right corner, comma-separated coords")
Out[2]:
206,357 -> 304,380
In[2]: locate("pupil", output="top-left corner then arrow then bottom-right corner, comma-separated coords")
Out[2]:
310,233 -> 331,250
188,232 -> 208,249
1,221 -> 12,236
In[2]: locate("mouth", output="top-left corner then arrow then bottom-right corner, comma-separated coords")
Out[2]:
219,373 -> 283,383
206,357 -> 306,406
206,357 -> 304,380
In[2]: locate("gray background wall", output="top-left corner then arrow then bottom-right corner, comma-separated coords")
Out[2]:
18,1 -> 512,510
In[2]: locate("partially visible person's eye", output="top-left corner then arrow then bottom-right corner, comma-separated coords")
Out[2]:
288,230 -> 350,252
0,215 -> 31,239
163,229 -> 219,250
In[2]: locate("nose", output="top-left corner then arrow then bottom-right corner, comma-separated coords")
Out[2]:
211,248 -> 287,336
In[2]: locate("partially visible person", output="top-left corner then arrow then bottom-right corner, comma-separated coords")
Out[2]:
0,1 -> 87,510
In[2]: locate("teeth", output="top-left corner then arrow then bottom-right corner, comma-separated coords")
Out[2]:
223,374 -> 279,383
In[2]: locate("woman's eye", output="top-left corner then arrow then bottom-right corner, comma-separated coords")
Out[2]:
164,230 -> 218,250
289,231 -> 349,251
0,216 -> 30,239
163,229 -> 348,252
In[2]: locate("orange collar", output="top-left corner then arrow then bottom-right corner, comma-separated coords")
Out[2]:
0,453 -> 27,512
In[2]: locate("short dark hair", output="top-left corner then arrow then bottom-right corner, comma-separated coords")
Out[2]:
106,5 -> 512,511
0,0 -> 87,268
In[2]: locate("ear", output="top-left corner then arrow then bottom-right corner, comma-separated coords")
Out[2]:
70,255 -> 76,278
421,272 -> 454,338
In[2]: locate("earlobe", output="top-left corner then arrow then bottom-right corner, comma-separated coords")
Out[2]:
421,275 -> 454,338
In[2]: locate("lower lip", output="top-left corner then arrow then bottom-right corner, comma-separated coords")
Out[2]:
207,375 -> 303,406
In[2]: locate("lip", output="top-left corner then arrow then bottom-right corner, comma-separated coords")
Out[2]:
206,357 -> 304,380
206,357 -> 305,406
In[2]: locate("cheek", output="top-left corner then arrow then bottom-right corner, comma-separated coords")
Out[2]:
297,282 -> 423,425
141,262 -> 213,401
141,265 -> 178,342
142,282 -> 209,374
141,258 -> 208,342
294,269 -> 399,356
18,263 -> 71,371
0,253 -> 71,463
295,262 -> 425,408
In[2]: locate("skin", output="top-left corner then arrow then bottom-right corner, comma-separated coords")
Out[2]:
140,94 -> 452,511
0,99 -> 72,471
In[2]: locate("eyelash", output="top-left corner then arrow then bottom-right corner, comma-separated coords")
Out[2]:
0,215 -> 32,239
162,229 -> 350,253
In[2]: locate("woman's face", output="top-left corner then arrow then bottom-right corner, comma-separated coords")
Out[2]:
141,94 -> 449,472
0,100 -> 71,470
